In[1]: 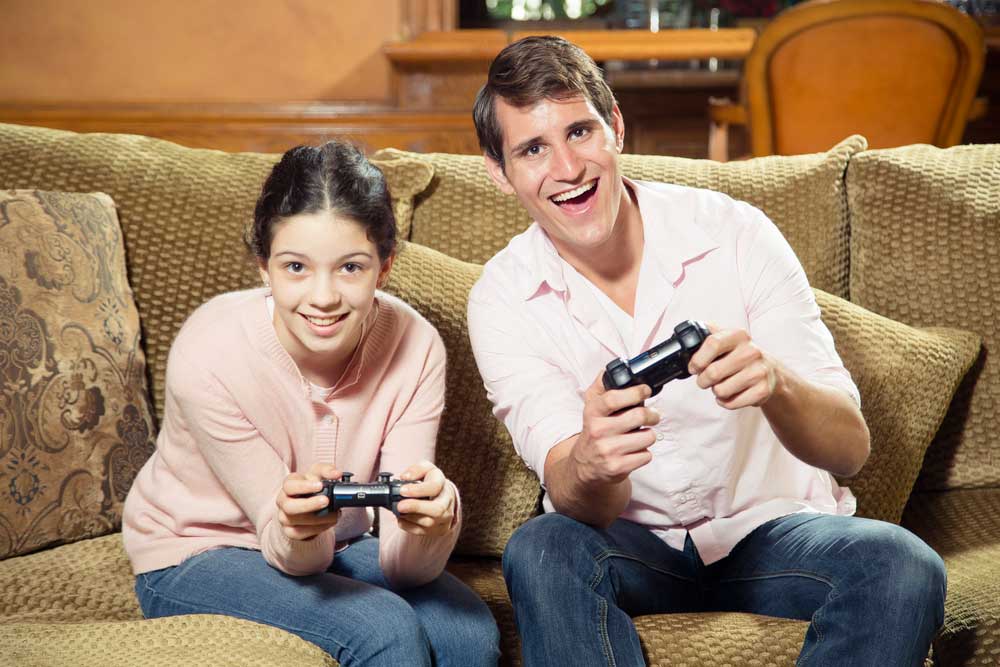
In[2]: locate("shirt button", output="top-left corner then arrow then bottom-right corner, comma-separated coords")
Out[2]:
655,432 -> 664,442
323,415 -> 333,425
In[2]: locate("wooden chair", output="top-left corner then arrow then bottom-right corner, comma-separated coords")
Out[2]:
708,0 -> 987,161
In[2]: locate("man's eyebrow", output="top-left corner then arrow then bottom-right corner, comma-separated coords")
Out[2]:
567,119 -> 598,134
510,135 -> 544,157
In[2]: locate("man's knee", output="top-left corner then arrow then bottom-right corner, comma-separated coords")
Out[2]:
853,522 -> 946,619
502,513 -> 605,581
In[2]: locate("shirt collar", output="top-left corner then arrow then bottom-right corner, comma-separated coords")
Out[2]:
519,177 -> 720,301
627,177 -> 720,287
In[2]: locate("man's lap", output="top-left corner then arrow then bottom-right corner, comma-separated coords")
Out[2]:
503,511 -> 940,619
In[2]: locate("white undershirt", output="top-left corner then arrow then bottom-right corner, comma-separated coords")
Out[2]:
580,277 -> 635,355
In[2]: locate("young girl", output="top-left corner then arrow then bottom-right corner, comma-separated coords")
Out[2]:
122,141 -> 500,666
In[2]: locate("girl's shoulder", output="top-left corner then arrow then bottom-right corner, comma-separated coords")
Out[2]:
170,288 -> 267,359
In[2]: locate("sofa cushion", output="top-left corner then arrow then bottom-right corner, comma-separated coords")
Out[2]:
2,616 -> 335,667
0,190 -> 156,559
375,134 -> 866,299
0,124 -> 429,425
848,143 -> 1000,490
384,241 -> 540,557
902,488 -> 1000,667
816,290 -> 981,524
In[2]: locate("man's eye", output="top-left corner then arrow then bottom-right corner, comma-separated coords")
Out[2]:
570,127 -> 589,139
525,145 -> 542,156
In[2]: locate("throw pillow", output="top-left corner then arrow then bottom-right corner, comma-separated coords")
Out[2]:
377,135 -> 867,299
0,190 -> 156,559
383,241 -> 540,558
817,289 -> 981,523
848,143 -> 1000,490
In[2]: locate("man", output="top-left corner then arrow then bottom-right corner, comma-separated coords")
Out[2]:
467,36 -> 945,666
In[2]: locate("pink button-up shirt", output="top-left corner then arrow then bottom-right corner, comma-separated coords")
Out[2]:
468,179 -> 858,564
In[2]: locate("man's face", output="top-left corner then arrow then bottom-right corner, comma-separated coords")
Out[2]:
485,95 -> 627,261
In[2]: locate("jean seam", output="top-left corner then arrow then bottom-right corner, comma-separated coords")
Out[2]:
140,585 -> 356,664
716,569 -> 834,587
596,549 -> 697,584
797,585 -> 837,666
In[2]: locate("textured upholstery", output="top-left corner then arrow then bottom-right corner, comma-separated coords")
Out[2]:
384,242 -> 540,557
848,144 -> 1000,491
817,290 -> 981,523
903,489 -> 1000,667
2,617 -> 335,667
376,134 -> 865,298
0,190 -> 156,559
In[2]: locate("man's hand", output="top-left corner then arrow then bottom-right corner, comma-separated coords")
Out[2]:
395,460 -> 458,538
543,371 -> 661,527
688,324 -> 870,476
688,324 -> 780,410
275,463 -> 341,541
571,372 -> 662,484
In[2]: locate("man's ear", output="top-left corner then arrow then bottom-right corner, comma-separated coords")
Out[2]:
483,153 -> 516,196
611,103 -> 625,153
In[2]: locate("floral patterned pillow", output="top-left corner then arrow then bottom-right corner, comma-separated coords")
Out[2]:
0,190 -> 156,559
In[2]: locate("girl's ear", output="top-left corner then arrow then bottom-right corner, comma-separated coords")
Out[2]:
258,260 -> 270,287
376,253 -> 396,289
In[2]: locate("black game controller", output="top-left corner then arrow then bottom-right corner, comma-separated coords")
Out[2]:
313,472 -> 426,517
603,320 -> 710,397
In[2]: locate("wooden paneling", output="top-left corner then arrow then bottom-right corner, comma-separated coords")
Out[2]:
0,0 -> 404,104
0,103 -> 480,155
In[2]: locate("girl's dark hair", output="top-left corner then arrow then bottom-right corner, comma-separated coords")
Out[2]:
248,141 -> 396,262
473,35 -> 617,169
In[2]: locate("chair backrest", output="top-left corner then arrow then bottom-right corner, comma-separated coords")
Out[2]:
743,0 -> 985,156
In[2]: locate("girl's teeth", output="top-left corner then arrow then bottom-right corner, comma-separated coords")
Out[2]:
307,315 -> 339,326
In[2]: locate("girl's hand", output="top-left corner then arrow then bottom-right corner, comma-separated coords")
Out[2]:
276,463 -> 341,541
394,460 -> 457,537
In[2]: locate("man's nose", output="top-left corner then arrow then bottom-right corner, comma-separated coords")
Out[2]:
550,143 -> 585,182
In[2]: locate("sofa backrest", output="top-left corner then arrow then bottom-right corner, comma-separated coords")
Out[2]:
376,134 -> 867,299
848,143 -> 1000,491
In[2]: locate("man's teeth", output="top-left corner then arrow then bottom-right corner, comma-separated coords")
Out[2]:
305,314 -> 342,326
551,181 -> 596,203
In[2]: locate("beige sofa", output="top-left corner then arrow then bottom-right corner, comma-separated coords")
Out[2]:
0,122 -> 997,666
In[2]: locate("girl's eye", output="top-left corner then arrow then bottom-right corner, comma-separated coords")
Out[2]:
343,262 -> 363,274
285,262 -> 305,274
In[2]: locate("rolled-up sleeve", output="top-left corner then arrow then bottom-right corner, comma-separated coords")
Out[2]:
468,276 -> 584,485
735,202 -> 861,407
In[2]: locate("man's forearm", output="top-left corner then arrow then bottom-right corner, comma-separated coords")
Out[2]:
762,365 -> 870,477
544,436 -> 632,528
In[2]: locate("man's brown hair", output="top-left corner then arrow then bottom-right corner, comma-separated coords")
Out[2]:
473,36 -> 617,168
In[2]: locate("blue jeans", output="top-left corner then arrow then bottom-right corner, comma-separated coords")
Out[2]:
503,512 -> 945,667
135,535 -> 500,667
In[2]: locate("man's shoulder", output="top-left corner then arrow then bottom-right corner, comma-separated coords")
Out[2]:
470,224 -> 542,305
635,179 -> 770,240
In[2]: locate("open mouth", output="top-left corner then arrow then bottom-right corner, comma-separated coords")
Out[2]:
550,179 -> 598,210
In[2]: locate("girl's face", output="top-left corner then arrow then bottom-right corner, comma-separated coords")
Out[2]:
259,210 -> 393,387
